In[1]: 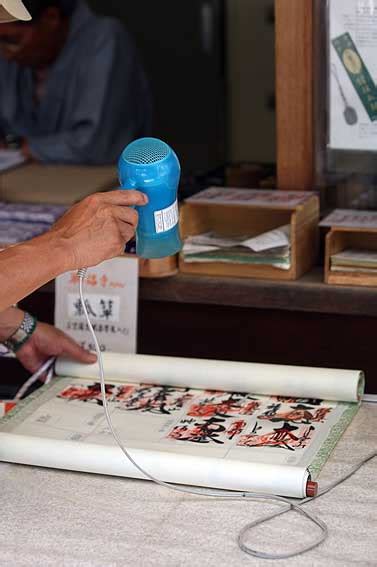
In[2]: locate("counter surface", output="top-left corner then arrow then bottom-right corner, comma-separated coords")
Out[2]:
0,402 -> 375,566
0,164 -> 117,205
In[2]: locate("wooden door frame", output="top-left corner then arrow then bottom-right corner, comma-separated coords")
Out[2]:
275,0 -> 315,190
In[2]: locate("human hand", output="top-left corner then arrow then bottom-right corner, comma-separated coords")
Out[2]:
49,190 -> 147,271
16,321 -> 96,375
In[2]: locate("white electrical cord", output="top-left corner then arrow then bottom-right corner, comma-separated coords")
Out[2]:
77,269 -> 376,560
14,357 -> 55,401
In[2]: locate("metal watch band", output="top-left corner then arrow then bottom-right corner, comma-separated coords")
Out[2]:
3,312 -> 37,353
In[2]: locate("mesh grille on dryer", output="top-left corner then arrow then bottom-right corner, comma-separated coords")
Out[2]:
123,138 -> 170,164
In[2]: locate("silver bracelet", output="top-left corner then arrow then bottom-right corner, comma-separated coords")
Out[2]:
3,312 -> 37,353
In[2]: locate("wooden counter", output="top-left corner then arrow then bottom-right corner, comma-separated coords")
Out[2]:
0,164 -> 117,205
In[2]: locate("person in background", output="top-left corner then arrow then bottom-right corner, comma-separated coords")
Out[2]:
0,0 -> 152,164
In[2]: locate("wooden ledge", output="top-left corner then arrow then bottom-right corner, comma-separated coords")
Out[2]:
139,268 -> 377,317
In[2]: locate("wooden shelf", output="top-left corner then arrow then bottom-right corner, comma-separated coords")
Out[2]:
37,267 -> 377,318
138,268 -> 377,317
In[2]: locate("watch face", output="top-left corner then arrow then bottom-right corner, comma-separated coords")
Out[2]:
342,48 -> 362,74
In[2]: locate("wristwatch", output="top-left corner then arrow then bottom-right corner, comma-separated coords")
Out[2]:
3,312 -> 37,353
4,134 -> 22,149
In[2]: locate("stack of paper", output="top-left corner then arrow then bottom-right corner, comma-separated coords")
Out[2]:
0,220 -> 49,245
182,225 -> 291,269
0,150 -> 25,172
0,202 -> 67,224
0,202 -> 67,247
331,248 -> 377,273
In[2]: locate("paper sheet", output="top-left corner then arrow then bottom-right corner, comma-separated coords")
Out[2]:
242,225 -> 290,252
0,202 -> 67,223
181,227 -> 291,268
0,150 -> 26,172
331,248 -> 377,268
0,220 -> 48,245
0,375 -> 355,498
319,208 -> 377,228
186,187 -> 316,208
183,226 -> 290,252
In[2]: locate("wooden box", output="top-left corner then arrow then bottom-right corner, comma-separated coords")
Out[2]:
179,187 -> 319,280
325,227 -> 377,287
321,209 -> 377,287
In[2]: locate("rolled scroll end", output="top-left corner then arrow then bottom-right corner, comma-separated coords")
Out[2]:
306,480 -> 318,498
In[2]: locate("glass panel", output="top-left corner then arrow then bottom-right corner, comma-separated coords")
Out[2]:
315,0 -> 377,211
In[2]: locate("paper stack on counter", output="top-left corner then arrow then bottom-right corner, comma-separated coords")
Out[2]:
331,248 -> 377,273
182,225 -> 291,269
0,202 -> 67,247
0,202 -> 67,224
0,150 -> 26,172
0,220 -> 49,245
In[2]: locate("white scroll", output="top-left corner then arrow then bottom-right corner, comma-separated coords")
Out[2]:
56,353 -> 364,403
0,354 -> 363,499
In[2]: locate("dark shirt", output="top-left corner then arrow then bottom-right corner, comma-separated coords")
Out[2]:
0,1 -> 152,164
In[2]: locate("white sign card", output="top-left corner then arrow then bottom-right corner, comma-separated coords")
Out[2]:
55,256 -> 138,354
329,0 -> 377,151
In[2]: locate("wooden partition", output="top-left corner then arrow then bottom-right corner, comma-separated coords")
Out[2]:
275,0 -> 315,190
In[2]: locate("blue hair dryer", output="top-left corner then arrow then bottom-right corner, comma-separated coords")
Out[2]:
118,137 -> 182,259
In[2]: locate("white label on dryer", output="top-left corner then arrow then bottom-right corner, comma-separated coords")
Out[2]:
154,200 -> 179,233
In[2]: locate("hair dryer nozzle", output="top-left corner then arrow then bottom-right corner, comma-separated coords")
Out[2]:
122,138 -> 171,165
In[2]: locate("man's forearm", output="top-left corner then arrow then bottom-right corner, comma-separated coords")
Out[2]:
0,232 -> 71,311
0,189 -> 146,311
